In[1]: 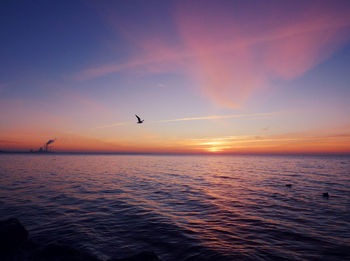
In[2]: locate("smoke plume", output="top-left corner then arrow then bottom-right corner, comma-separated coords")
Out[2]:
46,139 -> 56,145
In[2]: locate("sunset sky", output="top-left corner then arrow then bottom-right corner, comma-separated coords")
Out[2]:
1,0 -> 350,154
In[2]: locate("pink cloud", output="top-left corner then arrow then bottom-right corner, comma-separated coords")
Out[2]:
75,1 -> 350,108
175,0 -> 350,107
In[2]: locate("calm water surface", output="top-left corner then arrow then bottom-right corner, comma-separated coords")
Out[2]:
0,154 -> 350,260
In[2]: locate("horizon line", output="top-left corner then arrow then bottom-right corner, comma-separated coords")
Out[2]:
1,150 -> 350,157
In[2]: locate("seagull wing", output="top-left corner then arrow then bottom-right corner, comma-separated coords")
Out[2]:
135,114 -> 141,121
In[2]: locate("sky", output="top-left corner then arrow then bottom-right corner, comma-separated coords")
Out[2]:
1,0 -> 350,154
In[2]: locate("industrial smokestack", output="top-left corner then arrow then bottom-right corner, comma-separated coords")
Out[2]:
45,139 -> 56,152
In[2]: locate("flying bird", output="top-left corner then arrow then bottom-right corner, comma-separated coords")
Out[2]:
135,114 -> 144,124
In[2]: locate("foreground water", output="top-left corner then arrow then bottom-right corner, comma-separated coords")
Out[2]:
0,154 -> 349,260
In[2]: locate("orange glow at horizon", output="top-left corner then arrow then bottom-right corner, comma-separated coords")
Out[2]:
1,126 -> 350,154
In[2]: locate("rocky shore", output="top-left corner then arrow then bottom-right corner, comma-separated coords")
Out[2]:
0,218 -> 161,261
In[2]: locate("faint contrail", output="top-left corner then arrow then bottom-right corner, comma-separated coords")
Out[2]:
155,112 -> 277,123
94,112 -> 277,129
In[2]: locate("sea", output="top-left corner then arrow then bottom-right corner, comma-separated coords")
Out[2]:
0,154 -> 349,260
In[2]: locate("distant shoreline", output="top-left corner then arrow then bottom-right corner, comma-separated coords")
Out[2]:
0,151 -> 349,157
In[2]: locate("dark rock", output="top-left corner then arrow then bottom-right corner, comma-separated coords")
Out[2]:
285,184 -> 292,188
323,192 -> 329,198
0,218 -> 161,261
32,244 -> 100,261
4,240 -> 40,261
109,251 -> 161,261
0,218 -> 28,250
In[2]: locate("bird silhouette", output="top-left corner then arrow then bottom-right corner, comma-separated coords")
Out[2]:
135,114 -> 144,124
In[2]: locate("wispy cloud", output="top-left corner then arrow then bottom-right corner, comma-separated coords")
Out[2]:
156,112 -> 276,123
187,131 -> 350,153
175,1 -> 350,107
74,46 -> 189,81
94,112 -> 276,129
75,1 -> 350,108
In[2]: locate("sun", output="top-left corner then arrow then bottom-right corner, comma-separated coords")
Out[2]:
207,146 -> 222,153
197,140 -> 231,153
